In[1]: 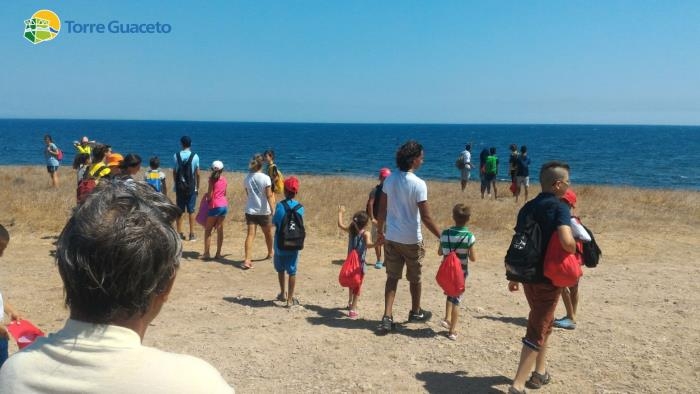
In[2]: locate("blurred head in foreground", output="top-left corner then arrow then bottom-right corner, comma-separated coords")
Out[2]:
57,180 -> 182,326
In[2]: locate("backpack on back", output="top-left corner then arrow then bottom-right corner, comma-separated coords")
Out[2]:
485,155 -> 498,175
455,156 -> 466,170
580,224 -> 602,268
56,148 -> 64,161
175,152 -> 195,195
436,233 -> 467,297
269,164 -> 285,193
145,169 -> 163,192
543,232 -> 583,287
504,206 -> 548,283
76,164 -> 106,204
278,200 -> 305,251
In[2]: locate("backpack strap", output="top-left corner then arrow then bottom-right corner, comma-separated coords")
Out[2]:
446,230 -> 468,253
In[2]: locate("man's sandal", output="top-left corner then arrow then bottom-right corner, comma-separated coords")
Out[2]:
525,371 -> 551,389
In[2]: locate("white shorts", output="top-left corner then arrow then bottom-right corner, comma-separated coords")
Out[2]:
516,176 -> 529,187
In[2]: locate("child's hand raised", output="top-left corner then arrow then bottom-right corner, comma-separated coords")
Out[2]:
338,205 -> 346,213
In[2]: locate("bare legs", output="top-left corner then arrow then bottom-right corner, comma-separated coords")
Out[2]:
244,223 -> 274,268
383,277 -> 399,318
203,216 -> 225,259
49,170 -> 58,188
561,285 -> 579,322
443,299 -> 459,336
511,341 -> 550,391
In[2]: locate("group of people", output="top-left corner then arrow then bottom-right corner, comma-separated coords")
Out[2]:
12,135 -> 589,393
457,143 -> 531,202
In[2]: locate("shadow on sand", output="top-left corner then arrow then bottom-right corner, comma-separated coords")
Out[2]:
416,370 -> 511,393
474,314 -> 528,327
223,296 -> 277,308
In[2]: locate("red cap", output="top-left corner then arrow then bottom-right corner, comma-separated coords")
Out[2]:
561,188 -> 577,208
284,176 -> 299,193
379,168 -> 391,179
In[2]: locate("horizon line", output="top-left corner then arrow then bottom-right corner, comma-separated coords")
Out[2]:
1,117 -> 698,128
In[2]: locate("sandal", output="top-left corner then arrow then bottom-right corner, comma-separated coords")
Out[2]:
525,371 -> 551,389
447,333 -> 457,341
276,293 -> 286,302
440,319 -> 450,329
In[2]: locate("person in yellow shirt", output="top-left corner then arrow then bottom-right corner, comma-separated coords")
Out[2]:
73,136 -> 94,156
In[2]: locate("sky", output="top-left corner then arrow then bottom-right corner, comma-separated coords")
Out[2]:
1,1 -> 699,125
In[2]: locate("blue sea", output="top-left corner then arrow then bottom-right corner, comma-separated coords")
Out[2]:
1,119 -> 698,190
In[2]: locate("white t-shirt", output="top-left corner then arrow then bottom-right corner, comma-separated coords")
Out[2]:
244,172 -> 272,215
0,319 -> 234,393
383,171 -> 428,244
460,150 -> 472,169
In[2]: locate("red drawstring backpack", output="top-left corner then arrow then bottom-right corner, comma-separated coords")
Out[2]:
543,231 -> 583,287
339,236 -> 363,289
436,233 -> 467,297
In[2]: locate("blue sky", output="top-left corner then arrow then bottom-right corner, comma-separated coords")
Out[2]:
2,1 -> 699,124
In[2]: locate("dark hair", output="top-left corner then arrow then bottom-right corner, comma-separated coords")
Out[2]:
92,144 -> 109,162
210,169 -> 222,181
521,145 -> 527,154
56,181 -> 182,324
180,136 -> 192,148
44,134 -> 53,143
452,204 -> 471,226
264,150 -> 275,160
509,144 -> 518,152
349,211 -> 369,237
540,161 -> 570,188
120,153 -> 142,169
465,144 -> 471,151
396,140 -> 423,172
72,153 -> 91,170
149,156 -> 160,169
0,224 -> 9,242
490,147 -> 496,155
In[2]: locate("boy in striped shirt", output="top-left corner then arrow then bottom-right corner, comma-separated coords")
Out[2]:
438,204 -> 477,340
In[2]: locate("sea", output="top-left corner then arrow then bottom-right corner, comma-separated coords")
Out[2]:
1,119 -> 698,190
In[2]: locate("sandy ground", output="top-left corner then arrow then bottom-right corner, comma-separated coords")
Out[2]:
1,195 -> 699,393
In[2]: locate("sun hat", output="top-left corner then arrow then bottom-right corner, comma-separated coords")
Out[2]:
284,176 -> 300,193
211,160 -> 224,171
561,188 -> 577,208
106,153 -> 124,167
379,168 -> 391,179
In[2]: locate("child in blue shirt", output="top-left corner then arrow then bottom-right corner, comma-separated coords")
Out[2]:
272,177 -> 304,307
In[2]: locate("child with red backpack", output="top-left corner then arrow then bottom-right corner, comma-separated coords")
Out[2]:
337,206 -> 377,319
438,204 -> 477,340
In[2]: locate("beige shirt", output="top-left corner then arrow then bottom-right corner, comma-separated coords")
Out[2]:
0,319 -> 234,393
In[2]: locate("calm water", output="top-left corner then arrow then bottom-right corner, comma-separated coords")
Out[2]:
1,119 -> 698,190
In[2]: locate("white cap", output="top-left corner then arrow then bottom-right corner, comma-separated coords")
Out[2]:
211,160 -> 224,171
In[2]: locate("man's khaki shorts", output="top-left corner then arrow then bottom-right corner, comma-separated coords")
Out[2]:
384,240 -> 425,283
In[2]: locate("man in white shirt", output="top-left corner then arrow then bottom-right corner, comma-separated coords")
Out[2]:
376,140 -> 441,333
459,143 -> 472,191
0,181 -> 233,393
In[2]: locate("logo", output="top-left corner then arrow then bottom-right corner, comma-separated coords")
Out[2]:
24,9 -> 61,44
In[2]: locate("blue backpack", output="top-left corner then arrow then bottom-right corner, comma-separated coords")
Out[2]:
145,169 -> 163,192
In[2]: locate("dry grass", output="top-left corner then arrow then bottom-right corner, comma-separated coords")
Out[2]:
3,166 -> 699,231
3,165 -> 698,254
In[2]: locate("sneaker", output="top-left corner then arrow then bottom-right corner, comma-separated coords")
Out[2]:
379,315 -> 395,332
440,319 -> 450,329
179,233 -> 186,240
447,333 -> 457,341
553,317 -> 576,330
349,310 -> 359,319
525,371 -> 551,389
188,233 -> 197,242
374,261 -> 383,269
407,308 -> 432,323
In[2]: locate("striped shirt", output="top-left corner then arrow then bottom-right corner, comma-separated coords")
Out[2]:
440,226 -> 476,265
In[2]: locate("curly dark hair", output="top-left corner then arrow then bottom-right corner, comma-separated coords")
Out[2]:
396,140 -> 424,171
57,180 -> 182,323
